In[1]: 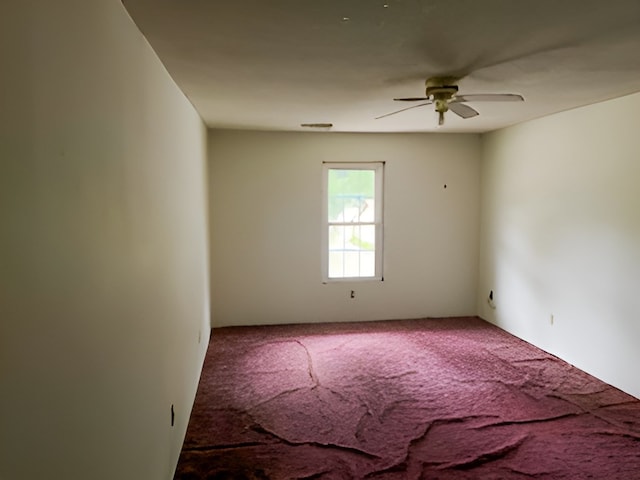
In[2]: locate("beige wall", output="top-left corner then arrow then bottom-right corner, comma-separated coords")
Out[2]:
209,130 -> 481,326
478,92 -> 640,398
0,2 -> 210,479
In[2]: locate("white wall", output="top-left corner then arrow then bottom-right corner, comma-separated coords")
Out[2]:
0,2 -> 210,479
209,130 -> 480,326
478,92 -> 640,398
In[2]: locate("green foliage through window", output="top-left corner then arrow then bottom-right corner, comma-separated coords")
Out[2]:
327,169 -> 374,221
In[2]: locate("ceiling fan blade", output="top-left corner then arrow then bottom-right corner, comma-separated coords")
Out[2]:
393,97 -> 430,102
375,101 -> 432,120
453,94 -> 524,103
449,102 -> 479,119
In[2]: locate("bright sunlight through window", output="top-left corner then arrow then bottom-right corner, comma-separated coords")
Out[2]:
322,162 -> 384,281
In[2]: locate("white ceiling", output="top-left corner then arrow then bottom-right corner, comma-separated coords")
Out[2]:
123,0 -> 640,133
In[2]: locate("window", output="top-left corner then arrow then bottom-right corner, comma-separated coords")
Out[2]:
322,162 -> 384,281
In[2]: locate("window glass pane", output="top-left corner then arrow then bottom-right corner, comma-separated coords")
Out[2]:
328,169 -> 375,222
328,225 -> 376,278
329,225 -> 346,251
356,225 -> 375,251
330,226 -> 376,253
343,251 -> 360,277
328,250 -> 344,278
359,251 -> 376,277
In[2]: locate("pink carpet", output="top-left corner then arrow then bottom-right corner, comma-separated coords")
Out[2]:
175,317 -> 640,479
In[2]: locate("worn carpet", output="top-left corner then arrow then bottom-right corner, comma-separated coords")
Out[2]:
174,317 -> 640,479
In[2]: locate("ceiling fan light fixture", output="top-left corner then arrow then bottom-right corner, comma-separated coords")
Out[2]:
434,98 -> 450,113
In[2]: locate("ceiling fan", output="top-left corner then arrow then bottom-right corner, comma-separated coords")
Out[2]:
376,76 -> 524,126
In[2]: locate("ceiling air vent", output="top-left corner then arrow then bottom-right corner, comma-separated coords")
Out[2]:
300,123 -> 333,129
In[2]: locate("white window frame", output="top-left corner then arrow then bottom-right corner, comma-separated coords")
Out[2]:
321,162 -> 384,282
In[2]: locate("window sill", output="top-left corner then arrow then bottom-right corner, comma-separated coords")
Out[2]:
322,276 -> 383,284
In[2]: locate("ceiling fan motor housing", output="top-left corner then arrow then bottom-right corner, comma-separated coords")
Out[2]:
425,76 -> 459,113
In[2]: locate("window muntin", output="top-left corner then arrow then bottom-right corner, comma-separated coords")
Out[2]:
322,163 -> 383,281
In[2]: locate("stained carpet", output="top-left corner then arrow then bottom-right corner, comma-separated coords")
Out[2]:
174,317 -> 640,479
